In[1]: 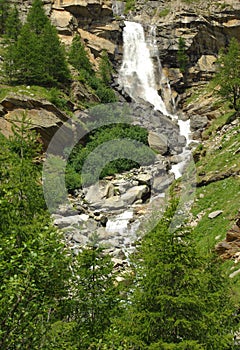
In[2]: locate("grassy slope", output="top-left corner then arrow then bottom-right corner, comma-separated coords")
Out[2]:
185,84 -> 240,297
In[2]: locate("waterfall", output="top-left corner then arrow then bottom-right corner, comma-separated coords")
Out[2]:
105,21 -> 192,237
118,21 -> 169,115
119,21 -> 191,179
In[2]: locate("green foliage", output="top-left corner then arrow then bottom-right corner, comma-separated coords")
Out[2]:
43,244 -> 120,350
66,123 -> 152,189
0,0 -> 9,34
68,35 -> 117,104
68,34 -> 93,74
159,8 -> 170,17
48,87 -> 70,110
4,0 -> 70,86
115,201 -> 236,349
177,37 -> 188,74
124,0 -> 136,13
39,21 -> 70,85
26,0 -> 48,35
71,245 -> 119,349
43,321 -> 78,350
214,37 -> 240,111
4,5 -> 21,41
98,50 -> 113,85
0,115 -> 71,349
5,23 -> 42,84
43,155 -> 68,210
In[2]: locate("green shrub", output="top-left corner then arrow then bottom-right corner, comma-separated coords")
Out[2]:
124,0 -> 135,13
159,8 -> 170,17
65,124 -> 154,189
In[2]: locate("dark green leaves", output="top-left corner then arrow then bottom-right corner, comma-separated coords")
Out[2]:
4,0 -> 70,86
214,37 -> 240,111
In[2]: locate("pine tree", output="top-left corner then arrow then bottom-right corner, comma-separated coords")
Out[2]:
4,0 -> 70,86
0,0 -> 9,34
98,49 -> 113,85
177,37 -> 188,74
27,0 -> 48,35
214,37 -> 240,111
68,34 -> 93,74
6,23 -> 42,84
4,5 -> 21,41
70,243 -> 119,349
40,21 -> 70,85
117,201 -> 236,349
0,116 -> 71,349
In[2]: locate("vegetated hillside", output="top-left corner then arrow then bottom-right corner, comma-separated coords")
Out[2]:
181,81 -> 240,297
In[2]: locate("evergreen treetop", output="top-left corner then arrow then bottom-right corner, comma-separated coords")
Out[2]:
4,0 -> 70,87
4,5 -> 21,41
214,37 -> 240,111
110,201 -> 237,349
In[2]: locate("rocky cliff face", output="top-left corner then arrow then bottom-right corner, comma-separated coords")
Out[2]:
9,0 -> 240,92
127,0 -> 240,91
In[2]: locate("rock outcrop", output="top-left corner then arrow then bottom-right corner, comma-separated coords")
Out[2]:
8,0 -> 240,93
0,95 -> 70,150
215,213 -> 240,260
126,0 -> 240,90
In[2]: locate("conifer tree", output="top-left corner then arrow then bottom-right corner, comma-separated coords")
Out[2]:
0,0 -> 9,34
115,201 -> 236,349
177,37 -> 188,74
4,5 -> 21,41
68,34 -> 93,74
98,49 -> 113,85
71,242 -> 119,349
214,37 -> 240,111
4,0 -> 70,86
0,116 -> 71,349
40,21 -> 70,84
27,0 -> 48,35
6,23 -> 42,84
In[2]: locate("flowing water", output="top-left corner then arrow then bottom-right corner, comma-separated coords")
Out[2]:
106,21 -> 191,233
118,21 -> 169,115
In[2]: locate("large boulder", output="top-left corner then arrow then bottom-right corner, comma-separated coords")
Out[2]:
50,8 -> 75,35
121,185 -> 149,205
190,115 -> 209,131
148,131 -> 168,155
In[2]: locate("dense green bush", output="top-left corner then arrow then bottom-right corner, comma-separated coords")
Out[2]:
66,123 -> 154,189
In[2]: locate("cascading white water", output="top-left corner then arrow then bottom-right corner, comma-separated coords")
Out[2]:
118,21 -> 169,115
119,21 -> 191,180
106,21 -> 191,235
